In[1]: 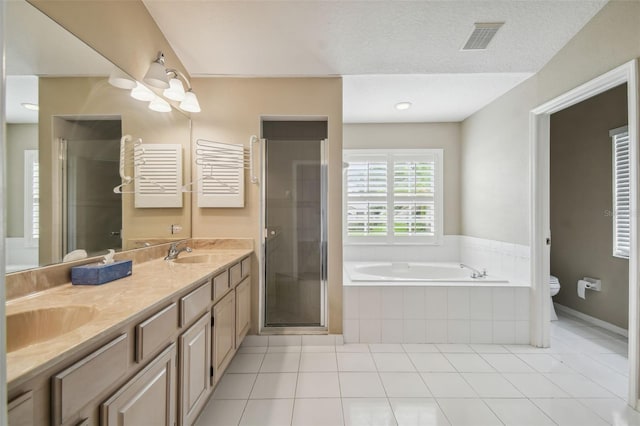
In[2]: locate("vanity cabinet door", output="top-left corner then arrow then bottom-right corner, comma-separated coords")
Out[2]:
235,277 -> 251,347
101,343 -> 176,426
8,391 -> 33,426
212,291 -> 236,383
179,313 -> 211,426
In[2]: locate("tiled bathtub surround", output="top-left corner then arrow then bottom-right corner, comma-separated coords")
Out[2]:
344,235 -> 531,285
459,236 -> 531,286
343,286 -> 530,344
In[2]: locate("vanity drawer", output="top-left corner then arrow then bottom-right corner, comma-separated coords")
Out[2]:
241,257 -> 251,278
213,270 -> 229,302
52,334 -> 128,426
181,281 -> 212,326
136,303 -> 178,362
230,263 -> 242,287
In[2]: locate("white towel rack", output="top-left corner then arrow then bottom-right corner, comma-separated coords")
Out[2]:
113,134 -> 166,195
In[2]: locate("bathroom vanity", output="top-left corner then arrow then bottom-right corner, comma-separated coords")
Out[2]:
6,242 -> 252,426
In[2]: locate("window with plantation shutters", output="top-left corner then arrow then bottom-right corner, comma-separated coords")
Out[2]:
611,126 -> 630,259
344,149 -> 443,244
24,150 -> 39,247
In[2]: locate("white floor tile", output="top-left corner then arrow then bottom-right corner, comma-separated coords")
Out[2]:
267,345 -> 302,353
577,398 -> 640,426
531,398 -> 609,426
379,372 -> 431,397
250,373 -> 297,399
240,399 -> 294,426
435,344 -> 474,353
269,335 -> 302,346
588,353 -> 628,376
484,398 -> 555,426
339,372 -> 386,398
436,398 -> 502,426
238,346 -> 268,354
338,353 -> 377,371
544,373 -> 615,398
444,353 -> 495,372
302,345 -> 337,353
373,353 -> 416,372
481,353 -> 535,372
299,352 -> 338,372
241,335 -> 268,347
470,344 -> 509,354
516,353 -> 575,373
296,372 -> 341,398
408,353 -> 456,372
389,398 -> 451,426
260,353 -> 301,373
337,344 -> 371,353
194,399 -> 246,426
502,373 -> 569,398
461,373 -> 523,398
213,373 -> 257,399
370,343 -> 405,353
226,354 -> 265,373
292,398 -> 345,426
342,398 -> 397,426
403,344 -> 440,353
302,335 -> 336,346
420,373 -> 477,398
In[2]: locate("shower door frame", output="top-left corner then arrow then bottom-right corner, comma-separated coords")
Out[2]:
259,127 -> 328,334
530,59 -> 639,407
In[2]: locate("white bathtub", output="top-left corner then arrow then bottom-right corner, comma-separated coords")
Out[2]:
344,261 -> 513,286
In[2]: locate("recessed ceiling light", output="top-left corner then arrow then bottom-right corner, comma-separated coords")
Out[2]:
395,102 -> 412,111
21,103 -> 39,111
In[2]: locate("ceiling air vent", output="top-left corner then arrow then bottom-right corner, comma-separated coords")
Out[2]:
462,22 -> 504,50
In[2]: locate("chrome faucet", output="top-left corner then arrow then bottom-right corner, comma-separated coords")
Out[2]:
460,263 -> 487,279
165,241 -> 192,260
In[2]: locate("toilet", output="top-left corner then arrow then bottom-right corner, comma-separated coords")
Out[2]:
549,275 -> 561,321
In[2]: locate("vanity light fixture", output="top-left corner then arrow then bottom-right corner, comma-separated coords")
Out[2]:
143,52 -> 170,89
21,103 -> 39,111
163,72 -> 186,101
130,82 -> 156,102
108,68 -> 136,90
395,101 -> 412,111
149,96 -> 172,113
180,90 -> 201,113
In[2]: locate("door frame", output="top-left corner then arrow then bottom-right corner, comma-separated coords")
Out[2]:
530,59 -> 639,406
258,117 -> 329,334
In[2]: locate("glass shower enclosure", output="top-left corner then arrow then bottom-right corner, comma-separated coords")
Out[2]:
262,125 -> 327,329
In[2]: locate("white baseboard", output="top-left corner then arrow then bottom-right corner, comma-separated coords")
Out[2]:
554,303 -> 628,338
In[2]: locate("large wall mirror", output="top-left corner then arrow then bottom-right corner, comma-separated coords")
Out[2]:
5,0 -> 192,273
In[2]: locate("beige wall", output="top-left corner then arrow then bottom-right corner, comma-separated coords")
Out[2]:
550,85 -> 629,329
39,77 -> 191,265
26,0 -> 189,84
461,1 -> 640,245
344,123 -> 461,235
6,124 -> 38,238
190,77 -> 343,333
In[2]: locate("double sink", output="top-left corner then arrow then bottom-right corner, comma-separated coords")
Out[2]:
6,252 -> 217,353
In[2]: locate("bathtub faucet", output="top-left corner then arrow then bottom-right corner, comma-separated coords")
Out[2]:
460,263 -> 487,279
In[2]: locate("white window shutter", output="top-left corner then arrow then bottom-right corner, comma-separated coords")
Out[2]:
197,141 -> 245,208
135,144 -> 183,208
612,126 -> 630,259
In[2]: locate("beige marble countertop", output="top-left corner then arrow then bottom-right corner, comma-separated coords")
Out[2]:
6,248 -> 252,388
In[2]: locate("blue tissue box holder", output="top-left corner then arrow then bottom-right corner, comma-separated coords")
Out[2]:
71,260 -> 132,285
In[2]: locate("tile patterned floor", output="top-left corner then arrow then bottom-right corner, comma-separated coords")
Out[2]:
195,312 -> 638,425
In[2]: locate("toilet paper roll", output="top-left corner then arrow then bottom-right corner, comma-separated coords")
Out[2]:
577,279 -> 589,299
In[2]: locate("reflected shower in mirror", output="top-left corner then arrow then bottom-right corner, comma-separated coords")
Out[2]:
5,0 -> 192,273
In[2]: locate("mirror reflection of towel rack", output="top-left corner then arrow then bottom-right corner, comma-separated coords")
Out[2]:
113,135 -> 166,194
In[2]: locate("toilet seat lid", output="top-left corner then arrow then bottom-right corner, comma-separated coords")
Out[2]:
549,275 -> 560,289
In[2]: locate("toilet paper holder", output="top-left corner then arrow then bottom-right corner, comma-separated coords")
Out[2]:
581,277 -> 602,291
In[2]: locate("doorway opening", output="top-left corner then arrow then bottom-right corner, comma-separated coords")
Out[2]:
531,60 -> 639,406
260,119 -> 328,332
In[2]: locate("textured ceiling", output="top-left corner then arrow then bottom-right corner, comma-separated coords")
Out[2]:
144,0 -> 606,77
144,0 -> 606,122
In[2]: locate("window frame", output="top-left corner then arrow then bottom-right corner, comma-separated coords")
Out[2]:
611,125 -> 630,259
343,148 -> 443,245
24,150 -> 39,248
